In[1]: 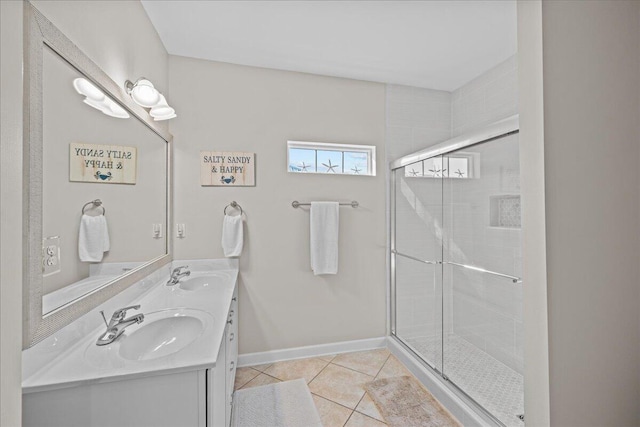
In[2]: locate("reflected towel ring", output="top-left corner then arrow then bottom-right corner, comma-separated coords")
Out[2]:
224,201 -> 243,216
82,199 -> 105,215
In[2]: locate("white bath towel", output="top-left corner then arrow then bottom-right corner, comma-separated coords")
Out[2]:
78,214 -> 110,262
222,214 -> 243,257
310,202 -> 339,275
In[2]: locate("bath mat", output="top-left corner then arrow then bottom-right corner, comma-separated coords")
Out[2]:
233,378 -> 322,427
365,376 -> 462,427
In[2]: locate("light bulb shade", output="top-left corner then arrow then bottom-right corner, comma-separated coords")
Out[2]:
73,78 -> 105,102
150,94 -> 175,118
129,78 -> 161,108
78,78 -> 129,119
153,113 -> 177,121
103,98 -> 130,119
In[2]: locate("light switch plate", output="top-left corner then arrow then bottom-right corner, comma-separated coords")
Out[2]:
153,223 -> 163,238
42,236 -> 61,276
176,223 -> 186,238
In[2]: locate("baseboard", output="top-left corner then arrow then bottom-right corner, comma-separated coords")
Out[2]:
237,336 -> 387,367
387,336 -> 495,427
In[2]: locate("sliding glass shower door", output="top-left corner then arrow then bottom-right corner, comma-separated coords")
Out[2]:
391,129 -> 524,427
392,156 -> 443,372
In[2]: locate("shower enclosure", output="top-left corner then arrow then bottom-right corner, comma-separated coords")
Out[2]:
389,116 -> 523,427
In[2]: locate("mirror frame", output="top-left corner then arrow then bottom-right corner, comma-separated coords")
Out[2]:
23,2 -> 173,348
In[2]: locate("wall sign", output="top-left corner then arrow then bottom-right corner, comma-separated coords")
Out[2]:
69,142 -> 137,184
200,151 -> 255,186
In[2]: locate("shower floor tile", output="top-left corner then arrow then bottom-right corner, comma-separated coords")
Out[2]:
404,334 -> 524,427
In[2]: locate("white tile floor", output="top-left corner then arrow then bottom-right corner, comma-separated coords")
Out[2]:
404,334 -> 524,427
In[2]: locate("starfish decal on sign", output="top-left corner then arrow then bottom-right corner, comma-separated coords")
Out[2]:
351,165 -> 362,174
299,161 -> 310,172
322,159 -> 339,173
455,169 -> 465,178
409,168 -> 419,177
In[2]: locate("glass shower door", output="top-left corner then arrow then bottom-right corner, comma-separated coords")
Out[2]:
441,134 -> 524,426
392,158 -> 443,372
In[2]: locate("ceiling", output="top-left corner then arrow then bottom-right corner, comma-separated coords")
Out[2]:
141,1 -> 516,92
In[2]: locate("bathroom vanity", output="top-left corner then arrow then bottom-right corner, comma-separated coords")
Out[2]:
22,260 -> 238,427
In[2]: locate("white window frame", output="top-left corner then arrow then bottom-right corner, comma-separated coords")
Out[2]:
287,140 -> 376,176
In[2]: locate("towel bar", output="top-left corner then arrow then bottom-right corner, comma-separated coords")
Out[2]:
291,200 -> 359,208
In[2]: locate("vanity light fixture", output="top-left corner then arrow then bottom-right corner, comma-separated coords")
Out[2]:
124,77 -> 177,120
124,78 -> 160,108
149,94 -> 176,121
73,78 -> 129,119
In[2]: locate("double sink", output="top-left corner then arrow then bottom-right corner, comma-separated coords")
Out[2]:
85,271 -> 228,364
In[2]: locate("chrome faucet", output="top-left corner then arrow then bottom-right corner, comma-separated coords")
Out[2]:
96,305 -> 144,346
167,265 -> 190,285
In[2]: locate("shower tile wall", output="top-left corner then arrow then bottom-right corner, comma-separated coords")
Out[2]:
387,54 -> 521,374
451,55 -> 518,137
444,135 -> 523,374
387,85 -> 450,347
385,85 -> 451,162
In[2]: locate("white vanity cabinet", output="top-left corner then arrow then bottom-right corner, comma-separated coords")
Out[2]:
23,278 -> 239,427
209,285 -> 239,427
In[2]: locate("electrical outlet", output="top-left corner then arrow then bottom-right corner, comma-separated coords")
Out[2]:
152,223 -> 163,238
176,223 -> 186,238
42,236 -> 61,276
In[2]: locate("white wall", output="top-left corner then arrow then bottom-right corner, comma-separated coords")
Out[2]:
0,2 -> 168,425
169,56 -> 387,354
451,55 -> 518,138
1,2 -> 24,425
385,85 -> 451,162
541,2 -> 640,425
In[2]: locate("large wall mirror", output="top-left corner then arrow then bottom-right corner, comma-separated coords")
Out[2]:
24,3 -> 172,348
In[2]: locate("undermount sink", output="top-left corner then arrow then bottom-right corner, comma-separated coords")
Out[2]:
178,273 -> 227,291
118,310 -> 205,361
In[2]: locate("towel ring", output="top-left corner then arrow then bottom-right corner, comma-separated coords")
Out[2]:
82,199 -> 105,215
224,201 -> 243,216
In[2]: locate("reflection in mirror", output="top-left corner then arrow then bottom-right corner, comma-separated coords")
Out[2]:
41,45 -> 167,315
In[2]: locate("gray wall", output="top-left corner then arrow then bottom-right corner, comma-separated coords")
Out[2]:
541,1 -> 640,426
1,2 -> 25,425
169,56 -> 387,355
0,1 -> 168,425
517,1 -> 550,424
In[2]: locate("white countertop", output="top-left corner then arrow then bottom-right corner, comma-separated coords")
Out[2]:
22,259 -> 238,394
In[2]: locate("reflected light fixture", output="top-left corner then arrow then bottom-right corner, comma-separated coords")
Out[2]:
73,78 -> 129,119
124,77 -> 177,120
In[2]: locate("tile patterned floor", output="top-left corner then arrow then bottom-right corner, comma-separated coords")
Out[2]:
404,334 -> 524,427
234,348 -> 423,427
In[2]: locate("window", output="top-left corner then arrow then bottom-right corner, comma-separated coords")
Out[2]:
287,141 -> 376,176
404,153 -> 477,179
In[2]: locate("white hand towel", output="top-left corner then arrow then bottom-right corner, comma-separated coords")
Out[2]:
310,202 -> 339,275
222,214 -> 243,257
78,214 -> 110,262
